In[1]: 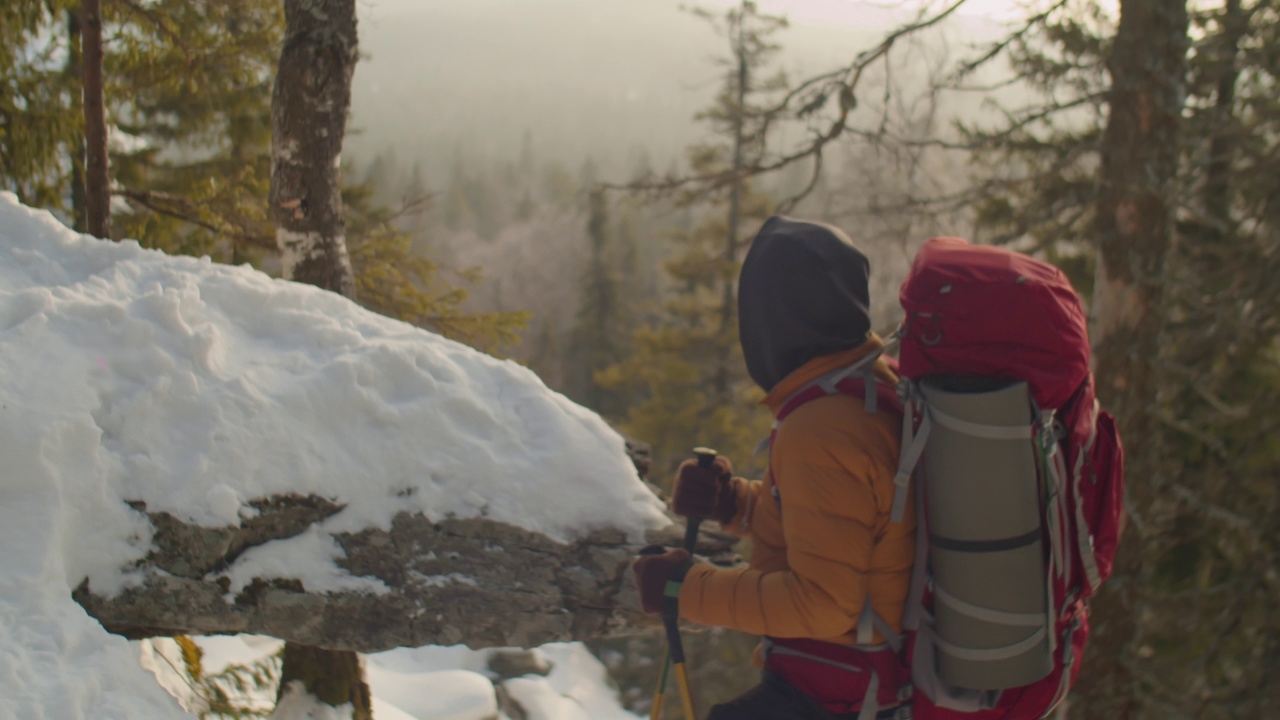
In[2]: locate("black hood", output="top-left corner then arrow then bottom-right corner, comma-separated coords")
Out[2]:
738,216 -> 872,392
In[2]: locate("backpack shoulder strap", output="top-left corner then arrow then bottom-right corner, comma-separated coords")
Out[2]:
774,331 -> 905,423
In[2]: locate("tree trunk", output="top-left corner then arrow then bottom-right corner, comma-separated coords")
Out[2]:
65,9 -> 87,233
1202,0 -> 1244,233
269,0 -> 358,299
80,0 -> 109,239
1075,0 -> 1188,718
714,6 -> 750,406
269,0 -> 364,712
277,644 -> 372,720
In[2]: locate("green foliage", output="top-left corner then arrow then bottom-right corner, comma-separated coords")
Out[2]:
0,1 -> 81,211
0,0 -> 281,252
599,0 -> 787,480
439,149 -> 508,239
595,207 -> 776,480
5,0 -> 524,362
596,322 -> 771,480
960,0 -> 1110,297
565,191 -> 631,416
108,0 -> 282,258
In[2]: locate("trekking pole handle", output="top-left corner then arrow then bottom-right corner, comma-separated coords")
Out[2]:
685,447 -> 717,552
693,447 -> 718,466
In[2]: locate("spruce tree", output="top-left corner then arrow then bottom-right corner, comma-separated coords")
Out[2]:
0,0 -> 82,213
598,0 -> 788,479
566,190 -> 628,416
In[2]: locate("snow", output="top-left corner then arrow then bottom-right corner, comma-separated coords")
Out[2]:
275,682 -> 357,720
142,635 -> 642,720
0,193 -> 661,718
507,644 -> 646,720
366,667 -> 496,720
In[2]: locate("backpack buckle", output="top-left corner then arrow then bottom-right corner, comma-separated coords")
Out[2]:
916,313 -> 942,346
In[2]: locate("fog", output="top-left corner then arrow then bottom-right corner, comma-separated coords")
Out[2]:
346,0 -> 1012,182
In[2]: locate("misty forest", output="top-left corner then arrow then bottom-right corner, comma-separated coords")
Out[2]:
1,0 -> 1277,718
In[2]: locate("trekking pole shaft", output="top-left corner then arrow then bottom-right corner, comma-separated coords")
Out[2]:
650,522 -> 697,720
650,447 -> 715,719
649,659 -> 670,720
683,518 -> 702,553
662,446 -> 714,719
674,662 -> 696,720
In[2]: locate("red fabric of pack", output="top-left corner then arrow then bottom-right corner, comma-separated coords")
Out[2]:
896,237 -> 1124,719
898,237 -> 1090,411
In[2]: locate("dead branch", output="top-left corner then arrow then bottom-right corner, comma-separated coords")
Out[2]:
601,0 -> 972,208
946,0 -> 1071,83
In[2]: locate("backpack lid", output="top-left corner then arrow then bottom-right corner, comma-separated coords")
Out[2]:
898,237 -> 1090,410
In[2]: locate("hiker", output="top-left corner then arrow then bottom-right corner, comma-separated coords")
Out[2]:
633,221 -> 1127,720
632,215 -> 913,720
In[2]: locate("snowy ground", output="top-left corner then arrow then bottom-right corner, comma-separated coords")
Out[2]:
0,193 -> 663,718
144,635 -> 641,720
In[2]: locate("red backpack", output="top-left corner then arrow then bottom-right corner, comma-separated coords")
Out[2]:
765,237 -> 1124,720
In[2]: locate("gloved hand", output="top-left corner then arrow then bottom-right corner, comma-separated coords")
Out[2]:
670,455 -> 737,524
632,546 -> 692,615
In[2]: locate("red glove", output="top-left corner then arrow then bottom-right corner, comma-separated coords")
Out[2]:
632,547 -> 692,615
670,455 -> 737,524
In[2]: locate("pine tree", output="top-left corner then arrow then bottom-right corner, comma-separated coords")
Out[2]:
954,0 -> 1111,292
0,0 -> 286,258
0,0 -> 82,213
598,0 -> 789,481
566,190 -> 628,416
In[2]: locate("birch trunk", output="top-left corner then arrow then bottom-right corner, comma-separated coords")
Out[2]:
269,0 -> 358,299
268,0 -> 364,712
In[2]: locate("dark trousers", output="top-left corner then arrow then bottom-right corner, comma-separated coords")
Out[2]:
704,671 -> 862,720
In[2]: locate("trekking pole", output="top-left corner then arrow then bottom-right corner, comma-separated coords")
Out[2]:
648,447 -> 716,720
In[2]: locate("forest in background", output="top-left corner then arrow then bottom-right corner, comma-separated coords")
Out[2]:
344,0 -> 1012,479
3,0 -> 1278,717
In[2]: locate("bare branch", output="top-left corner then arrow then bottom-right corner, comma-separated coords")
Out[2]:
115,187 -> 275,251
775,150 -> 823,215
602,0 -> 972,208
947,0 -> 1071,83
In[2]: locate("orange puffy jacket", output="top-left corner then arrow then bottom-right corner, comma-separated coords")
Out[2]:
678,335 -> 915,646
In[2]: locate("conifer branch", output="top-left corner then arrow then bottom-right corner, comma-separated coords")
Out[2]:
112,0 -> 187,55
115,187 -> 275,250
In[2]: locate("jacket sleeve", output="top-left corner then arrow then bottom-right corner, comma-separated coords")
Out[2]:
678,399 -> 894,639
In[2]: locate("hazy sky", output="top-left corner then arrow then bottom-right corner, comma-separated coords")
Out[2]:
360,0 -> 1120,27
664,0 -> 1119,26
